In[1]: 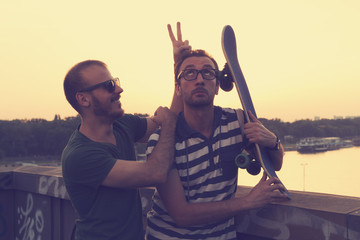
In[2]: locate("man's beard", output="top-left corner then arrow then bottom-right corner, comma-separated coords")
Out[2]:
92,95 -> 124,119
184,87 -> 214,108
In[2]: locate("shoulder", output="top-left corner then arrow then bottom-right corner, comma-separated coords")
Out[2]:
114,114 -> 147,139
115,114 -> 146,126
215,106 -> 243,121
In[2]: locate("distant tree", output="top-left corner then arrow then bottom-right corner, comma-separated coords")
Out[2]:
0,115 -> 359,159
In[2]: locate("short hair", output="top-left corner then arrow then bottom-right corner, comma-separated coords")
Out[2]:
63,60 -> 107,113
174,49 -> 219,84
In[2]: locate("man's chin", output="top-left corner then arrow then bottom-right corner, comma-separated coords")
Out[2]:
111,108 -> 125,120
188,100 -> 212,108
117,109 -> 125,118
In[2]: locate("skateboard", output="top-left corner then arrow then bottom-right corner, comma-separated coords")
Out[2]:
221,25 -> 290,197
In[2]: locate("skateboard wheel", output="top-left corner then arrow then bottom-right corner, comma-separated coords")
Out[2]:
234,153 -> 250,169
219,63 -> 234,92
246,160 -> 261,175
220,78 -> 234,92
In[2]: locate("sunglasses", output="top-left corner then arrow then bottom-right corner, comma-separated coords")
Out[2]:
78,78 -> 120,93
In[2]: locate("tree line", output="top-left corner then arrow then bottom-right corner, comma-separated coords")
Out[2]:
261,117 -> 360,144
0,115 -> 359,159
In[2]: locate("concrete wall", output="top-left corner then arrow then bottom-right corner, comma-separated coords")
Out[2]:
0,166 -> 359,240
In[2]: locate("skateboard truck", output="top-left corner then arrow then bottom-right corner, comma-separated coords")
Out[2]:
234,144 -> 261,176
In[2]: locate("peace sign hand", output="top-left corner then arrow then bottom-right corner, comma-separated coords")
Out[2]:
167,22 -> 192,64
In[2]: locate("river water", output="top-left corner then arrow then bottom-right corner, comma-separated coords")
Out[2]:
237,146 -> 360,198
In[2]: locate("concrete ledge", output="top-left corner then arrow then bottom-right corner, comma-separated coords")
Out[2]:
235,187 -> 360,240
0,166 -> 360,240
0,166 -> 73,240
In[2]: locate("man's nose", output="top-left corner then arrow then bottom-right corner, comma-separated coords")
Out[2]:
194,72 -> 205,84
115,84 -> 124,93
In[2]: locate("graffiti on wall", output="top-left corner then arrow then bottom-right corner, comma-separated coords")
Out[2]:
38,176 -> 66,199
0,205 -> 7,238
16,193 -> 44,240
236,206 -> 360,240
0,173 -> 11,190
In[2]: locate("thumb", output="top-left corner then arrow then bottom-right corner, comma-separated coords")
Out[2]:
248,110 -> 260,123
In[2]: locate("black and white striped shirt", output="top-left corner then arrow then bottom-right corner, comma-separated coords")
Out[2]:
146,107 -> 244,240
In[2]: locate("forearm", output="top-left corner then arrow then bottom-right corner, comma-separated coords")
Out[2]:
260,131 -> 284,171
145,120 -> 176,182
170,88 -> 183,115
169,197 -> 252,227
267,144 -> 284,171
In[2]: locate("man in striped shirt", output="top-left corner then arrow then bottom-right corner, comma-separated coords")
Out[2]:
145,23 -> 288,240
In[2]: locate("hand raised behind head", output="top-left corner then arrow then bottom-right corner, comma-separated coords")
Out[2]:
167,22 -> 192,63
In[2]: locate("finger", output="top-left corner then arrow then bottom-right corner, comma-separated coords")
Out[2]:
261,171 -> 267,181
177,22 -> 182,42
266,177 -> 282,185
167,24 -> 176,43
178,45 -> 192,53
269,183 -> 286,192
271,192 -> 289,201
248,110 -> 259,123
266,177 -> 284,186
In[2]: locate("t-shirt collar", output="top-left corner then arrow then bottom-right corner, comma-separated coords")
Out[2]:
176,106 -> 222,140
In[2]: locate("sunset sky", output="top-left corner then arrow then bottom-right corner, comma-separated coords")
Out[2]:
1,0 -> 359,122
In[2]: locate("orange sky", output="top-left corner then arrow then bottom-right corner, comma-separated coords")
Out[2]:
0,0 -> 359,122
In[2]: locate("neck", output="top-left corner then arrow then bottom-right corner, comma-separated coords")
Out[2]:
184,105 -> 214,138
79,115 -> 116,145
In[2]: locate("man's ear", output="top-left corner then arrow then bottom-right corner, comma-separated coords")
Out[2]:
215,81 -> 220,95
76,92 -> 90,108
175,82 -> 182,97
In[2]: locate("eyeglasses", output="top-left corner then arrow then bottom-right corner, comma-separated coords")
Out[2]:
177,68 -> 217,81
78,78 -> 120,93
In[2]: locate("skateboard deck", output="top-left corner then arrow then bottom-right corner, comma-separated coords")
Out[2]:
221,25 -> 290,197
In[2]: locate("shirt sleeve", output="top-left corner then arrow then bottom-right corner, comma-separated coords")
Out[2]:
145,129 -> 160,157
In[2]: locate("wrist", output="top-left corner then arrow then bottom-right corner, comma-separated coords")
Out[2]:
267,136 -> 280,151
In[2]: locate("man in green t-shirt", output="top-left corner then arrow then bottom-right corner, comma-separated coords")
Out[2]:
62,60 -> 178,240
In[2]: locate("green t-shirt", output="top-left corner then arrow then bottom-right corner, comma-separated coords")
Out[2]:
62,114 -> 147,240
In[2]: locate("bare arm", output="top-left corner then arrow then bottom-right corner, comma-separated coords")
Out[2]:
157,170 -> 287,227
267,142 -> 285,171
168,22 -> 191,115
103,107 -> 177,188
136,23 -> 189,144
